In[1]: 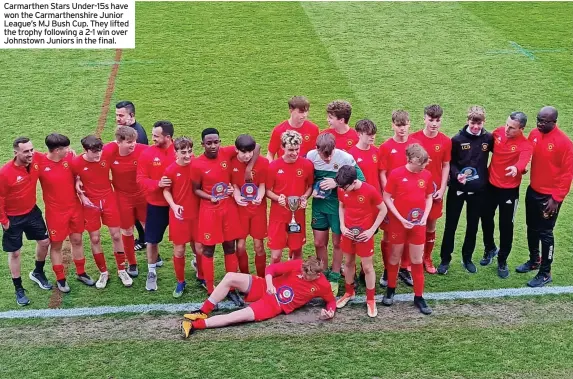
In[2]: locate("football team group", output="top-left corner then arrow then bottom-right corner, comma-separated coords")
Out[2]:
0,97 -> 571,338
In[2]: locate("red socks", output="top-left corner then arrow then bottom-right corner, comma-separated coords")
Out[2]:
366,287 -> 375,301
195,253 -> 204,280
52,264 -> 65,281
93,253 -> 107,273
202,256 -> 215,293
255,254 -> 266,277
113,252 -> 126,271
200,298 -> 216,314
73,258 -> 86,276
192,319 -> 207,330
380,239 -> 389,267
387,263 -> 399,288
411,263 -> 425,297
401,245 -> 411,269
424,231 -> 436,260
121,234 -> 137,266
224,253 -> 238,274
237,251 -> 250,274
173,255 -> 186,283
344,282 -> 355,296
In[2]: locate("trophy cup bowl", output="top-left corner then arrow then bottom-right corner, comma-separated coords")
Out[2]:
286,196 -> 301,233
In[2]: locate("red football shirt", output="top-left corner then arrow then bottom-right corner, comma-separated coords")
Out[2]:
103,142 -> 148,200
385,166 -> 433,219
528,126 -> 573,201
190,146 -> 237,208
268,120 -> 320,158
164,161 -> 199,219
411,130 -> 451,192
338,182 -> 383,230
378,135 -> 420,176
230,156 -> 269,215
71,152 -> 113,201
320,128 -> 359,152
37,152 -> 79,209
489,126 -> 533,189
0,155 -> 41,224
265,259 -> 336,314
136,144 -> 176,206
348,145 -> 381,193
266,157 -> 314,222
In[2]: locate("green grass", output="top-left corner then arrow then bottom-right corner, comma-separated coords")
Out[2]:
0,2 -> 572,311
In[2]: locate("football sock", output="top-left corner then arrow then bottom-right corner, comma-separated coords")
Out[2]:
366,287 -> 376,301
255,254 -> 266,277
202,256 -> 215,294
387,263 -> 399,288
113,251 -> 126,271
93,253 -> 108,273
192,319 -> 207,330
148,263 -> 157,275
121,234 -> 137,265
401,246 -> 411,269
200,298 -> 216,314
424,231 -> 436,261
344,283 -> 355,296
195,253 -> 204,280
173,255 -> 186,283
34,260 -> 45,274
380,239 -> 389,267
12,277 -> 23,289
237,251 -> 250,274
52,264 -> 65,281
73,258 -> 86,276
412,263 -> 425,297
224,253 -> 238,274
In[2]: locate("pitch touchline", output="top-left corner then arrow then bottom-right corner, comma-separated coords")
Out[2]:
1,286 -> 573,319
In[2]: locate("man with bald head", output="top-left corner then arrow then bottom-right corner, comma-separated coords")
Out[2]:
516,106 -> 573,287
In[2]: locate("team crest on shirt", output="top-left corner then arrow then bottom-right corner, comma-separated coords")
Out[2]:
510,145 -> 517,152
304,134 -> 310,141
50,230 -> 56,236
418,179 -> 426,188
434,144 -> 441,152
372,155 -> 378,163
296,169 -> 303,177
276,285 -> 295,304
548,143 -> 554,151
133,160 -> 138,166
33,163 -> 39,170
310,287 -> 316,293
62,161 -> 69,169
204,233 -> 211,240
333,163 -> 339,170
357,195 -> 365,203
482,143 -> 489,151
100,161 -> 107,167
347,140 -> 353,147
221,161 -> 228,169
391,233 -> 398,240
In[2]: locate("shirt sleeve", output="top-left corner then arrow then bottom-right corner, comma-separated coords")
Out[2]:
318,276 -> 337,312
385,171 -> 396,196
257,159 -> 269,185
265,259 -> 302,277
515,139 -> 533,172
553,140 -> 573,202
378,145 -> 388,171
424,172 -> 434,196
136,152 -> 159,192
370,185 -> 383,205
0,173 -> 9,225
268,127 -> 281,155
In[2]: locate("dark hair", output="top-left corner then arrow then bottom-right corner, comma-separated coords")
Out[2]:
174,136 -> 193,151
153,120 -> 174,137
316,132 -> 336,157
235,134 -> 256,152
392,110 -> 410,126
81,135 -> 103,152
13,137 -> 30,149
327,100 -> 352,124
335,165 -> 358,187
424,104 -> 443,119
509,111 -> 527,129
355,119 -> 377,135
201,128 -> 219,141
45,133 -> 70,152
116,101 -> 135,115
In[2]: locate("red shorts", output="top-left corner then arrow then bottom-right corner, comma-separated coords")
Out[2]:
388,218 -> 426,245
83,193 -> 121,232
197,201 -> 244,245
340,236 -> 375,257
244,275 -> 282,321
379,215 -> 390,232
267,211 -> 306,251
238,206 -> 267,240
168,214 -> 196,245
428,200 -> 443,221
117,194 -> 147,229
45,203 -> 85,242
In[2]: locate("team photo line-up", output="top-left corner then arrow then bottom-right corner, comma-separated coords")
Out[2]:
1,98 -> 571,337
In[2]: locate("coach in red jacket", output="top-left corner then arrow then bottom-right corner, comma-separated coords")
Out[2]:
516,106 -> 573,287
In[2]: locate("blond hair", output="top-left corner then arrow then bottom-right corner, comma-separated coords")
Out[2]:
406,143 -> 429,165
280,130 -> 303,148
392,110 -> 410,126
115,125 -> 138,142
467,105 -> 486,122
302,256 -> 324,279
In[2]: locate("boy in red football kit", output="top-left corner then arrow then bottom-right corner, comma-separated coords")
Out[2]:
266,130 -> 314,263
103,126 -> 149,278
137,121 -> 176,291
163,137 -> 200,298
411,105 -> 451,274
180,257 -> 336,338
378,110 -> 420,287
231,135 -> 269,277
335,165 -> 388,318
191,128 -> 260,305
266,96 -> 320,160
39,134 -> 95,292
349,119 -> 381,193
73,135 -> 132,289
320,100 -> 359,152
382,144 -> 433,315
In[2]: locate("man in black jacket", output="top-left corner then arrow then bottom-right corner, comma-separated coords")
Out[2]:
438,106 -> 493,274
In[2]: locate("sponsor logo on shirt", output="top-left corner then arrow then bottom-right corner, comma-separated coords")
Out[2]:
533,138 -> 538,144
357,158 -> 363,163
461,143 -> 470,150
153,157 -> 162,167
391,149 -> 398,154
233,168 -> 239,172
205,170 -> 211,174
113,161 -> 119,165
16,175 -> 23,183
44,167 -> 51,172
278,169 -> 284,174
83,167 -> 88,171
402,178 -> 408,182
176,173 -> 181,177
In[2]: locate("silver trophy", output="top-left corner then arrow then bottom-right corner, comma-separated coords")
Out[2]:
286,196 -> 302,233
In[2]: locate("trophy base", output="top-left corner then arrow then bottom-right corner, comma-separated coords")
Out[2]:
287,223 -> 301,234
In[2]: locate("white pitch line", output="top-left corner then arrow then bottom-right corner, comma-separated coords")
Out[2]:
1,285 -> 573,320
